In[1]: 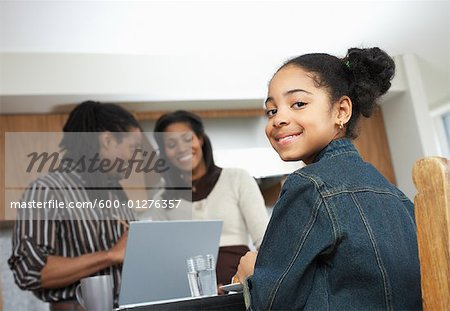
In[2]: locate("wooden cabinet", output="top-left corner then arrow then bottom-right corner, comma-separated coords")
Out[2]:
0,114 -> 68,220
353,107 -> 396,185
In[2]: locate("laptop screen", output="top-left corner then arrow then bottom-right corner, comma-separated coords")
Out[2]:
118,220 -> 223,308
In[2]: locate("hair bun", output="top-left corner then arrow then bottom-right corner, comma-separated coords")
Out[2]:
346,47 -> 395,96
345,47 -> 395,117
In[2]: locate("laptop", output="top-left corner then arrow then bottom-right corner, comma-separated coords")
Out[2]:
118,220 -> 223,309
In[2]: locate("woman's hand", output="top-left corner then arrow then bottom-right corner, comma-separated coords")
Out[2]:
235,251 -> 258,283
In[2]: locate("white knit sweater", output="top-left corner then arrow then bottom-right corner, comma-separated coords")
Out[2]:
149,168 -> 269,248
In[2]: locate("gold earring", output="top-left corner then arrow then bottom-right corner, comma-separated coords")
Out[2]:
339,120 -> 344,130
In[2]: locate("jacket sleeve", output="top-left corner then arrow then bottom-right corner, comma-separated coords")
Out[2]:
246,172 -> 339,310
8,182 -> 58,291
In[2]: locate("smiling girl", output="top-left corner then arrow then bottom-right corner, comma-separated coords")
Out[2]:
236,48 -> 422,310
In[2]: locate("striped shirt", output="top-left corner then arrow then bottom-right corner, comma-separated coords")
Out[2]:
8,170 -> 136,303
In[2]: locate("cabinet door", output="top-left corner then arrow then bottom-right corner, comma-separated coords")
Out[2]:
0,114 -> 68,220
353,107 -> 396,185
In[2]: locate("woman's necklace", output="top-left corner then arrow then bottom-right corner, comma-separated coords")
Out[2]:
186,165 -> 207,193
181,173 -> 203,192
192,177 -> 202,192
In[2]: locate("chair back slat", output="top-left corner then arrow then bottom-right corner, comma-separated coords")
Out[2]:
413,156 -> 450,310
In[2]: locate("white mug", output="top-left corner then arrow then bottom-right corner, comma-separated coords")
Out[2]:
75,275 -> 113,311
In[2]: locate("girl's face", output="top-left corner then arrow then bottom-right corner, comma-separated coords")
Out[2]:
265,65 -> 344,164
162,122 -> 205,175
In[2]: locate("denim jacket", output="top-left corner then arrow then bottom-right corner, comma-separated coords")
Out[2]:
245,139 -> 422,310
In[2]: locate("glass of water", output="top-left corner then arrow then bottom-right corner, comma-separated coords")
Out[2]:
186,254 -> 217,297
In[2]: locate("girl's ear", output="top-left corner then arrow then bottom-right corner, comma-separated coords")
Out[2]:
335,96 -> 352,126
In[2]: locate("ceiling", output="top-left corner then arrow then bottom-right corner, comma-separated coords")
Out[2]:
0,1 -> 449,114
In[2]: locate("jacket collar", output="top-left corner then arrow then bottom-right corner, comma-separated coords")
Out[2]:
313,138 -> 359,163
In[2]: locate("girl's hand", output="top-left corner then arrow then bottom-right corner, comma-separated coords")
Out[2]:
235,251 -> 258,283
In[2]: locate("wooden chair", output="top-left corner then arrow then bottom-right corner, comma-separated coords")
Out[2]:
413,156 -> 450,310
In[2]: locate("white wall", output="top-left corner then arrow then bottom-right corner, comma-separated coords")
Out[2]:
1,1 -> 449,113
419,57 -> 450,110
382,93 -> 423,200
0,53 -> 277,100
381,54 -> 442,200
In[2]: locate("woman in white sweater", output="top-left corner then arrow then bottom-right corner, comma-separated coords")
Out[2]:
151,110 -> 269,287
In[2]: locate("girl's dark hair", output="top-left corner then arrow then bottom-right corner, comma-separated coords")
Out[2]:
59,100 -> 141,156
279,47 -> 395,139
153,110 -> 216,199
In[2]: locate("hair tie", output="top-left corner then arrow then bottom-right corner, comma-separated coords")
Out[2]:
345,60 -> 351,69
